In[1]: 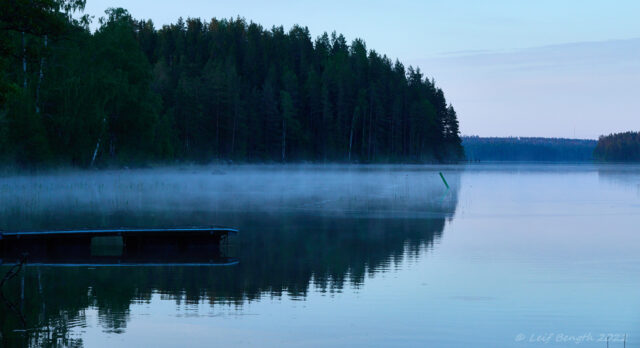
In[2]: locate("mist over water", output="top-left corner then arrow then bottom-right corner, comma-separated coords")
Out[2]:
0,165 -> 459,230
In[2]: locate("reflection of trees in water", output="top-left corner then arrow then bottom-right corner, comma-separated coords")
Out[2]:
0,170 -> 460,346
0,213 -> 454,347
597,165 -> 640,192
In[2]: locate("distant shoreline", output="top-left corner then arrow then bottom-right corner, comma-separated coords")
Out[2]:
462,136 -> 597,162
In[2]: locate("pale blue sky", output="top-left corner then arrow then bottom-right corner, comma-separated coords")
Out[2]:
85,0 -> 640,138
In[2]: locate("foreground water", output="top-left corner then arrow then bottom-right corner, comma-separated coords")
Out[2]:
0,164 -> 638,347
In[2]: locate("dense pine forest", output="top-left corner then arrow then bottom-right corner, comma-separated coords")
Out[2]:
462,136 -> 597,162
594,131 -> 640,162
0,1 -> 463,167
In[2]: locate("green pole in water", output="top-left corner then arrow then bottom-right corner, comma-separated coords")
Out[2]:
439,172 -> 450,190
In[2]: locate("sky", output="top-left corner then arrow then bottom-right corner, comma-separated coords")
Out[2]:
84,0 -> 640,139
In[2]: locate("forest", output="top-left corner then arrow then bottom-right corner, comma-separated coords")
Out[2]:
593,131 -> 640,162
0,0 -> 463,167
462,136 -> 597,162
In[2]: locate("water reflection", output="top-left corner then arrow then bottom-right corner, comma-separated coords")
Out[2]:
597,164 -> 640,190
0,166 -> 460,347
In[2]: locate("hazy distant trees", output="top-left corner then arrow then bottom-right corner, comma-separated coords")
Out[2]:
0,3 -> 464,167
594,132 -> 640,162
462,136 -> 597,162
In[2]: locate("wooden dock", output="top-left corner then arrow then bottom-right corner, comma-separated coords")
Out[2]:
0,257 -> 239,267
0,242 -> 239,266
0,226 -> 238,247
0,227 -> 238,239
0,227 -> 240,266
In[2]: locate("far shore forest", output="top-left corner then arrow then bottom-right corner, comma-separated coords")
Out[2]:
1,1 -> 638,168
594,132 -> 640,162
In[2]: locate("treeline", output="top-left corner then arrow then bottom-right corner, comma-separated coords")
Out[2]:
594,131 -> 640,162
462,136 -> 597,162
0,1 -> 463,167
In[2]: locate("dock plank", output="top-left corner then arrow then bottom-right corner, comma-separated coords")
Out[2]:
0,227 -> 238,241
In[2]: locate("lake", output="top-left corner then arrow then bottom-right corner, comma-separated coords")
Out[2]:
1,164 -> 639,347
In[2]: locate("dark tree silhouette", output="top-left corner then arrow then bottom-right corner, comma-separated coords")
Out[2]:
0,4 -> 464,166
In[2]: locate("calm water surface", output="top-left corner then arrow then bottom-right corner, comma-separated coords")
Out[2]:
0,164 -> 639,347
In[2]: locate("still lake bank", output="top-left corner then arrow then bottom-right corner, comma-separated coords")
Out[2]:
5,133 -> 634,173
1,164 -> 639,347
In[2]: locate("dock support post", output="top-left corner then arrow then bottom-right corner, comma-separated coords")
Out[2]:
20,264 -> 25,313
